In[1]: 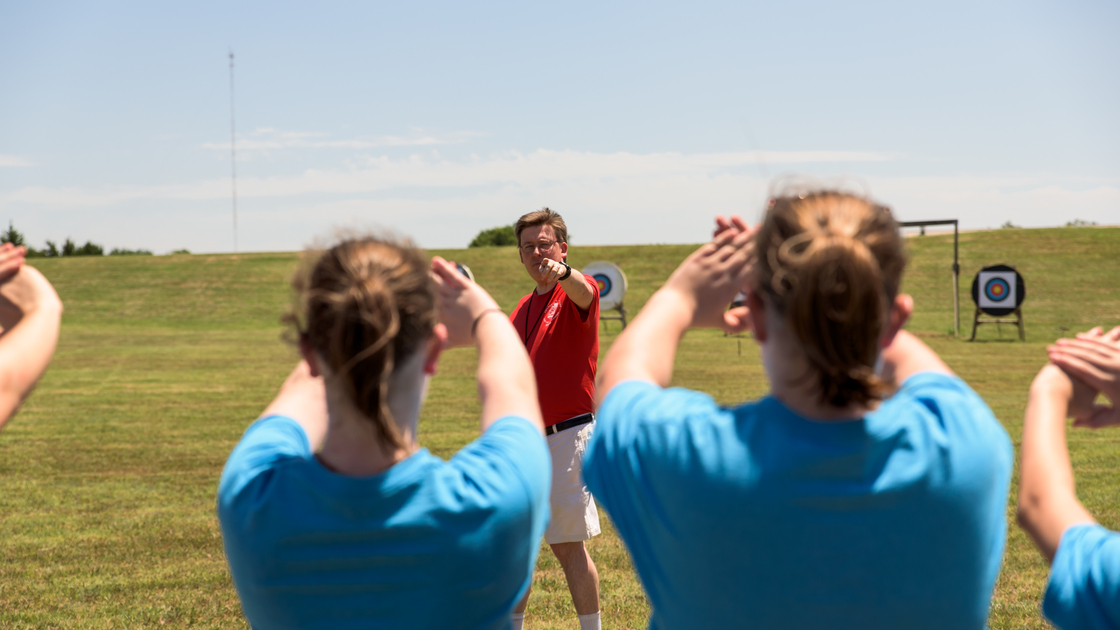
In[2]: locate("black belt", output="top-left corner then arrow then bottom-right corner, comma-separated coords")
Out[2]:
545,413 -> 595,436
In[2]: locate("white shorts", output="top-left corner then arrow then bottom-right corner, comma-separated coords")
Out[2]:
544,421 -> 601,545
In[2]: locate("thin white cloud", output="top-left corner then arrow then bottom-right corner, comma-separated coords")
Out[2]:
4,149 -> 1115,251
201,128 -> 486,152
0,154 -> 36,167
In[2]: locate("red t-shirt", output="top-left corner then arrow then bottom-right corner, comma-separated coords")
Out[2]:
509,276 -> 600,428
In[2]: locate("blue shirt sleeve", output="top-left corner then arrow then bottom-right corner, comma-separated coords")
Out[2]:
451,416 -> 552,534
1044,523 -> 1120,630
217,415 -> 310,515
584,380 -> 720,525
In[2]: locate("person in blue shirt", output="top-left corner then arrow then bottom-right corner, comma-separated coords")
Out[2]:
584,189 -> 1013,629
1018,325 -> 1120,630
218,236 -> 551,630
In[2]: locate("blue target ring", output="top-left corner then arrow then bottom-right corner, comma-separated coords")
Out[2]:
984,277 -> 1010,302
593,274 -> 612,298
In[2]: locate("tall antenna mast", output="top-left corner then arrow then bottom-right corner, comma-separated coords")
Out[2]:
229,49 -> 238,253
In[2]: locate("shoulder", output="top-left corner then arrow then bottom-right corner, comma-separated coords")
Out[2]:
218,416 -> 310,512
890,372 -> 1008,437
510,293 -> 532,314
1044,524 -> 1120,630
450,416 -> 551,505
588,381 -> 739,471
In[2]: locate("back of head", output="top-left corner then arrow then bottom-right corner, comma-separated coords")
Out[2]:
515,208 -> 569,244
288,236 -> 436,450
753,189 -> 905,408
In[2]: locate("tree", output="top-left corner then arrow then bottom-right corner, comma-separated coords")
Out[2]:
62,239 -> 76,256
469,225 -> 517,248
0,221 -> 25,247
44,241 -> 60,257
75,241 -> 104,256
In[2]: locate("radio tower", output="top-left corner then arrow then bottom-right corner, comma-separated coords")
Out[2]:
229,49 -> 238,253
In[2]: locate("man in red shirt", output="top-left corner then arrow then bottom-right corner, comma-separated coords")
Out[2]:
509,208 -> 601,630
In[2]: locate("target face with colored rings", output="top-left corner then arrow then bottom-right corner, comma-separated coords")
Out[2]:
984,277 -> 1010,302
579,261 -> 628,310
971,265 -> 1025,316
593,274 -> 612,297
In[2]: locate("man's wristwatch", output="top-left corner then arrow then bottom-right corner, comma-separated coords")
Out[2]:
558,261 -> 572,281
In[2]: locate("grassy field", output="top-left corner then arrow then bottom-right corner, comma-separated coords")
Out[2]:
1,226 -> 1117,629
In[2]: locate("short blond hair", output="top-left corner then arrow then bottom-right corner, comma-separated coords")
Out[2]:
515,208 -> 568,245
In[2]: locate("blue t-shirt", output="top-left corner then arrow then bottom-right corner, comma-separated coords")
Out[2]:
584,373 -> 1013,630
218,415 -> 550,630
1044,523 -> 1120,630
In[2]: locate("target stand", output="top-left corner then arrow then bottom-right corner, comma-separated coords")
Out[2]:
579,262 -> 629,330
969,264 -> 1026,341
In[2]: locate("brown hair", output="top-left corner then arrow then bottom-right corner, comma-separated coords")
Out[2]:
286,236 -> 437,450
515,208 -> 569,245
753,190 -> 906,408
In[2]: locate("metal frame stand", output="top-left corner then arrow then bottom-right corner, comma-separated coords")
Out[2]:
970,307 -> 1025,341
601,304 -> 628,330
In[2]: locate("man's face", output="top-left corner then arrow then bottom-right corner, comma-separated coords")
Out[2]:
518,224 -> 568,282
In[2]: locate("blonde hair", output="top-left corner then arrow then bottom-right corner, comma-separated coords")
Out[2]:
515,208 -> 569,245
753,190 -> 906,408
286,236 -> 437,450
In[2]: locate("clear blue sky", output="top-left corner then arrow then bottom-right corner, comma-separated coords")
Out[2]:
2,0 -> 1117,252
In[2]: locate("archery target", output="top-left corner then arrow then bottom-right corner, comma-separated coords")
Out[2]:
580,261 -> 628,311
970,264 -> 1026,317
978,271 -> 1016,309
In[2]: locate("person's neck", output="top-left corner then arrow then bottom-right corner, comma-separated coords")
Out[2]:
316,373 -> 423,477
770,379 -> 873,422
761,320 -> 873,422
534,280 -> 557,295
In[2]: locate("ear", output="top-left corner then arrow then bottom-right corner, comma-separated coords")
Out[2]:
423,324 -> 448,375
747,291 -> 768,342
559,241 -> 568,261
880,294 -> 914,348
298,335 -> 323,377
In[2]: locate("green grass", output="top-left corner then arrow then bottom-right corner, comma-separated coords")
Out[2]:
1,227 -> 1118,629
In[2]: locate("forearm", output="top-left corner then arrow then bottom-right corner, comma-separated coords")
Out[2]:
559,272 -> 595,310
877,330 -> 952,385
474,313 -> 542,434
0,300 -> 63,429
258,361 -> 329,450
596,287 -> 691,404
1017,365 -> 1096,562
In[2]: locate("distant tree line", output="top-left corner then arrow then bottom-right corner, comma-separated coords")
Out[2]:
1,221 -> 156,257
469,225 -> 517,247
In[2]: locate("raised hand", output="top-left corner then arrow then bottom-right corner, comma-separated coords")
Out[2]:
430,256 -> 503,349
664,218 -> 757,333
536,258 -> 568,284
1049,326 -> 1120,428
0,243 -> 26,283
0,265 -> 62,331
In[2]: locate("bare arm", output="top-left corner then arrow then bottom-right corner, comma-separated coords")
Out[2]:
0,259 -> 64,432
876,329 -> 954,386
1017,364 -> 1097,562
540,258 -> 595,310
258,360 -> 329,450
433,257 -> 543,435
596,220 -> 756,404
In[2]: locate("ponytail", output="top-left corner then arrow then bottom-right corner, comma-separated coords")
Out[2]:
286,237 -> 436,451
755,191 -> 905,408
